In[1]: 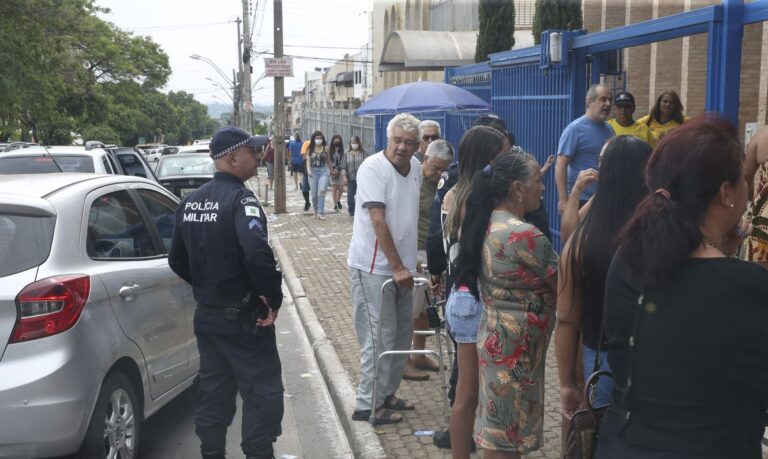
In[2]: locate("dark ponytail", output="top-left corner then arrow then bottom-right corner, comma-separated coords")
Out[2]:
454,151 -> 538,300
617,114 -> 743,288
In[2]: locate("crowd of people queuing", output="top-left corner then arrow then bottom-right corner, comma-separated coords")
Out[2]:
340,83 -> 768,458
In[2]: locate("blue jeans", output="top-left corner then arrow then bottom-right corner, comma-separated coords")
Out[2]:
300,172 -> 310,193
346,179 -> 357,215
582,345 -> 613,408
310,167 -> 329,215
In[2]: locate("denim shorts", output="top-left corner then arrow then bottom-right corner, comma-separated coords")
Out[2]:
445,288 -> 483,344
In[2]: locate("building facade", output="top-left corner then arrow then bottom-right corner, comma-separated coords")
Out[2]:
582,0 -> 768,137
372,0 -> 536,94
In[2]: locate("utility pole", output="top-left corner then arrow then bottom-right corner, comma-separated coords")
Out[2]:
273,0 -> 286,213
235,16 -> 243,128
241,0 -> 253,132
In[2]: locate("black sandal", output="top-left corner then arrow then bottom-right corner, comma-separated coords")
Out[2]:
351,408 -> 403,425
383,395 -> 415,411
372,408 -> 403,425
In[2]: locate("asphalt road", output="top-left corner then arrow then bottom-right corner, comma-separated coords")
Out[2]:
60,284 -> 351,459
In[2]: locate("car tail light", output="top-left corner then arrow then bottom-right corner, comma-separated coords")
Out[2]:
9,275 -> 90,343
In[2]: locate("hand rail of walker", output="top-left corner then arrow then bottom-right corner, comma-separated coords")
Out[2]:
369,277 -> 450,424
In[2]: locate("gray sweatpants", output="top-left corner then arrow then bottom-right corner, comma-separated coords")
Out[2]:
350,267 -> 414,411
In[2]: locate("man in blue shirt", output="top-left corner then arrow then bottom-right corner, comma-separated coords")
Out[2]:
288,134 -> 303,191
555,84 -> 614,213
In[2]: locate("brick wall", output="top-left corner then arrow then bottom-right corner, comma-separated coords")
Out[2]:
759,21 -> 768,125
739,23 -> 763,138
626,0 -> 653,116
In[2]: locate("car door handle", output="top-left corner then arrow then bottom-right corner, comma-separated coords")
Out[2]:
119,283 -> 142,300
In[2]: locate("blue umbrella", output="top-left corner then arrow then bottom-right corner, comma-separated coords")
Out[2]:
354,81 -> 491,116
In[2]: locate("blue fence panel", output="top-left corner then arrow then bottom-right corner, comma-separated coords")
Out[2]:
374,112 -> 447,153
491,61 -> 571,250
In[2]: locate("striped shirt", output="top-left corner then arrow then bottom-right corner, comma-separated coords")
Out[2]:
342,149 -> 368,181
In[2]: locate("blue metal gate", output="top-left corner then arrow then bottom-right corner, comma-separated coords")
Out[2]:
490,49 -> 572,249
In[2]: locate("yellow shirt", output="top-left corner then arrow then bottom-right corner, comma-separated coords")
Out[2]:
608,119 -> 654,145
637,115 -> 687,147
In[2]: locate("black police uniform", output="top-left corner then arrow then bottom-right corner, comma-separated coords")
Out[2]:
169,171 -> 283,459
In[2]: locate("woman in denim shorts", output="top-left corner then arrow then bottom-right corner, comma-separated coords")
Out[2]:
441,126 -> 509,458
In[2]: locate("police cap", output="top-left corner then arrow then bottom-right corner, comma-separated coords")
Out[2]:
210,126 -> 269,159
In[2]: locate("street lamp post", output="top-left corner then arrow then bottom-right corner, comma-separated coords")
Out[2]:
190,54 -> 242,128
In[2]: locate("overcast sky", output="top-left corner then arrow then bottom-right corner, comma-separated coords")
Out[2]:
98,0 -> 372,105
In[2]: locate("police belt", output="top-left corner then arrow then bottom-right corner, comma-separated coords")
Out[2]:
197,303 -> 256,321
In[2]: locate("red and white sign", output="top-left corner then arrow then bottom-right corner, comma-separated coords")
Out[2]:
264,58 -> 294,77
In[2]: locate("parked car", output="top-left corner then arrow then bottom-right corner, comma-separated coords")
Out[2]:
178,144 -> 211,154
135,143 -> 167,160
0,173 -> 197,458
0,142 -> 38,152
156,153 -> 215,198
143,146 -> 179,163
0,142 -> 157,182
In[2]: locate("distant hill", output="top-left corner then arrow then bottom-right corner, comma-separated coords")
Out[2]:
206,101 -> 273,119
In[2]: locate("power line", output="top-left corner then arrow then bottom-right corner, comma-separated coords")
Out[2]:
120,20 -> 233,31
257,51 -> 372,64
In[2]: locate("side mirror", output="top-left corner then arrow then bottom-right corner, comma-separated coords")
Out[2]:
163,147 -> 179,155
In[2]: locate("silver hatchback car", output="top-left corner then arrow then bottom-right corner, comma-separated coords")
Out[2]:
0,174 -> 198,458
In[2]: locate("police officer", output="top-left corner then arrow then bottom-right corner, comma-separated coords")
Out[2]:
169,126 -> 283,459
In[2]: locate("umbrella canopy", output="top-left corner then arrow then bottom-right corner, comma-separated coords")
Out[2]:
354,81 -> 491,116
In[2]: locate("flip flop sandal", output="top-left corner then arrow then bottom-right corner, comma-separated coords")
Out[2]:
383,395 -> 415,411
402,367 -> 430,381
372,409 -> 403,426
413,359 -> 440,372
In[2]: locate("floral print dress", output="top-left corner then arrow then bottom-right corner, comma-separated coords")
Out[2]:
475,210 -> 558,453
745,162 -> 768,262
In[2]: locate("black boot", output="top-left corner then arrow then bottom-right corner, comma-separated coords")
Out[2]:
201,450 -> 226,459
302,192 -> 310,212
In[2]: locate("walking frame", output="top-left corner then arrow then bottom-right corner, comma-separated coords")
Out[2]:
369,277 -> 453,425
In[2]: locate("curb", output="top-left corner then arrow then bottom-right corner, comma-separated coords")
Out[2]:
272,237 -> 387,459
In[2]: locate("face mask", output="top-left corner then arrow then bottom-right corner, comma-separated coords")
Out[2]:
350,143 -> 359,150
314,139 -> 323,146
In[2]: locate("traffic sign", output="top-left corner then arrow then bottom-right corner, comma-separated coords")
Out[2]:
264,58 -> 293,77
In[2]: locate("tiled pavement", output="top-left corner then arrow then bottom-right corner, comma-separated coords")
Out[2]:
248,169 -> 563,458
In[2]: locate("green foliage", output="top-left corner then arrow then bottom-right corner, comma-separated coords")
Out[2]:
533,0 -> 583,45
0,0 -> 215,146
475,0 -> 516,63
81,125 -> 121,145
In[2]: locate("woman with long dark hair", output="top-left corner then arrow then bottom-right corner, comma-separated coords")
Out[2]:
595,115 -> 766,458
454,150 -> 558,458
638,90 -> 686,146
307,130 -> 330,219
342,135 -> 367,217
555,135 -> 652,417
441,125 -> 507,458
328,134 -> 345,212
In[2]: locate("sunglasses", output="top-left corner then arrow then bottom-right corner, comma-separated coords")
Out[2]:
422,134 -> 440,141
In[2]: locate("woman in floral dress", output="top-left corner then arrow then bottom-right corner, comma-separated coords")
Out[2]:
453,150 -> 558,458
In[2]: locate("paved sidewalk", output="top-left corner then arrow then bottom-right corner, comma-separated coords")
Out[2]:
251,169 -> 563,458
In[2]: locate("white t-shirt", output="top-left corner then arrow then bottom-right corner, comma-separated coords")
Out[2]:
348,151 -> 422,276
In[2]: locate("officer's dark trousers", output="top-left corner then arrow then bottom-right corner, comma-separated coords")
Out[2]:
194,327 -> 283,458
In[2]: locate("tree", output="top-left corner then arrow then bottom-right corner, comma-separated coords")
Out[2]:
0,0 -> 217,147
533,0 -> 583,45
475,0 -> 516,63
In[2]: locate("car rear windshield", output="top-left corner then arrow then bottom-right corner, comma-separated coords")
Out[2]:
0,214 -> 55,277
157,157 -> 214,177
0,155 -> 95,174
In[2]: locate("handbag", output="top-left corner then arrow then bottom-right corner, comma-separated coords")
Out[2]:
562,322 -> 612,459
561,369 -> 611,459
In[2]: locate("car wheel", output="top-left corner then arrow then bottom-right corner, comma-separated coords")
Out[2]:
77,372 -> 140,459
